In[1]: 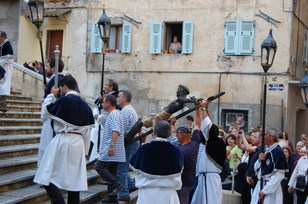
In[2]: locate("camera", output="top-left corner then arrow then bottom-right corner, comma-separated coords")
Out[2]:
238,131 -> 242,134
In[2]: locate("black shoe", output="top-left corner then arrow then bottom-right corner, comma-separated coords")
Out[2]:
101,197 -> 118,203
109,184 -> 124,197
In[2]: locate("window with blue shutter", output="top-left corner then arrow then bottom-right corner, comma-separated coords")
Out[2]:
90,24 -> 102,53
122,23 -> 132,53
224,21 -> 255,55
239,21 -> 255,55
149,22 -> 162,54
182,21 -> 194,54
304,31 -> 308,64
224,21 -> 238,55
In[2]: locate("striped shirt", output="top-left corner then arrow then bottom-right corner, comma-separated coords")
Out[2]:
98,109 -> 125,162
121,104 -> 138,135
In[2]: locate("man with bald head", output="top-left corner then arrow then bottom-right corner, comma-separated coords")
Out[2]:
130,120 -> 184,204
250,127 -> 288,204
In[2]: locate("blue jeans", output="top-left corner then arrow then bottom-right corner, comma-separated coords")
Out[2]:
116,141 -> 140,197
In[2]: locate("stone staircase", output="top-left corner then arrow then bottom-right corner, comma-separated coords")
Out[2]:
0,91 -> 138,204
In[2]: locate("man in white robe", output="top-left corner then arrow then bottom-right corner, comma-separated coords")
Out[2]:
191,100 -> 226,204
0,30 -> 14,112
130,120 -> 184,204
34,75 -> 94,204
37,58 -> 64,167
250,127 -> 288,204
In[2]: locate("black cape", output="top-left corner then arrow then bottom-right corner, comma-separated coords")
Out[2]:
47,93 -> 94,129
201,123 -> 226,169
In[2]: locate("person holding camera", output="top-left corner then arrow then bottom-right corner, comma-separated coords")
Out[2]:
288,147 -> 308,204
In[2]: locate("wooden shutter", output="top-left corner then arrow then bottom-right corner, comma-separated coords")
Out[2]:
224,21 -> 238,55
122,23 -> 132,53
239,21 -> 255,55
182,21 -> 194,54
304,31 -> 308,64
149,22 -> 162,54
90,24 -> 102,53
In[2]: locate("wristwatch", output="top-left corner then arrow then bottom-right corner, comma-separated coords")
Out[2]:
109,143 -> 114,147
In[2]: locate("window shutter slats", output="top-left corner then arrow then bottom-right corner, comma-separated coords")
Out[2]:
224,21 -> 238,55
122,23 -> 132,53
182,21 -> 194,54
149,22 -> 162,54
239,21 -> 255,55
304,31 -> 308,64
90,24 -> 102,53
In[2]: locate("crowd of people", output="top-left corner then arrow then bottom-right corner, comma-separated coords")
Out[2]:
218,122 -> 308,204
1,29 -> 306,203
34,71 -> 308,204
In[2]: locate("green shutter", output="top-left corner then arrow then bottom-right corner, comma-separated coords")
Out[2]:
90,24 -> 102,53
224,21 -> 238,55
182,21 -> 194,54
122,23 -> 132,53
239,21 -> 255,55
149,22 -> 162,54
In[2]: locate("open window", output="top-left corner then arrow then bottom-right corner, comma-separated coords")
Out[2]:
149,21 -> 194,54
90,18 -> 132,54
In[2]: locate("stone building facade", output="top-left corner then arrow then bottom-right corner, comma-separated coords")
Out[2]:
12,0 -> 308,142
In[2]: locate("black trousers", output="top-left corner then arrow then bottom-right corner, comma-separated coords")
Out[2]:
44,183 -> 80,204
95,160 -> 119,197
296,187 -> 308,204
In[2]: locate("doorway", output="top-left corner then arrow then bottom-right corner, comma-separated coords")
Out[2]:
46,30 -> 63,60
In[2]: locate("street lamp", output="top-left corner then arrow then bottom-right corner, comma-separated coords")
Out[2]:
97,7 -> 111,95
27,0 -> 46,85
299,67 -> 308,108
259,29 -> 277,198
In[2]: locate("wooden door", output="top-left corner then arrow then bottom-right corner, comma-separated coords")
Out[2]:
47,30 -> 63,60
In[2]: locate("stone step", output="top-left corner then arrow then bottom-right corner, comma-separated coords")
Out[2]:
0,126 -> 42,135
0,143 -> 39,159
0,119 -> 42,127
0,154 -> 37,175
0,169 -> 99,193
0,169 -> 36,193
7,100 -> 41,107
6,95 -> 33,101
0,112 -> 40,119
0,170 -> 102,204
7,105 -> 41,112
10,91 -> 22,96
0,134 -> 40,147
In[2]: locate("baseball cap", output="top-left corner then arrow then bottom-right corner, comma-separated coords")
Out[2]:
174,125 -> 192,134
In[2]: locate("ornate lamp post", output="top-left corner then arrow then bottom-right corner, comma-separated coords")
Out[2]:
27,0 -> 46,85
299,67 -> 308,108
97,7 -> 111,95
260,29 -> 277,198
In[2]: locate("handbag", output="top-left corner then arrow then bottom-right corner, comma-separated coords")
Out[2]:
296,168 -> 307,189
296,175 -> 306,189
